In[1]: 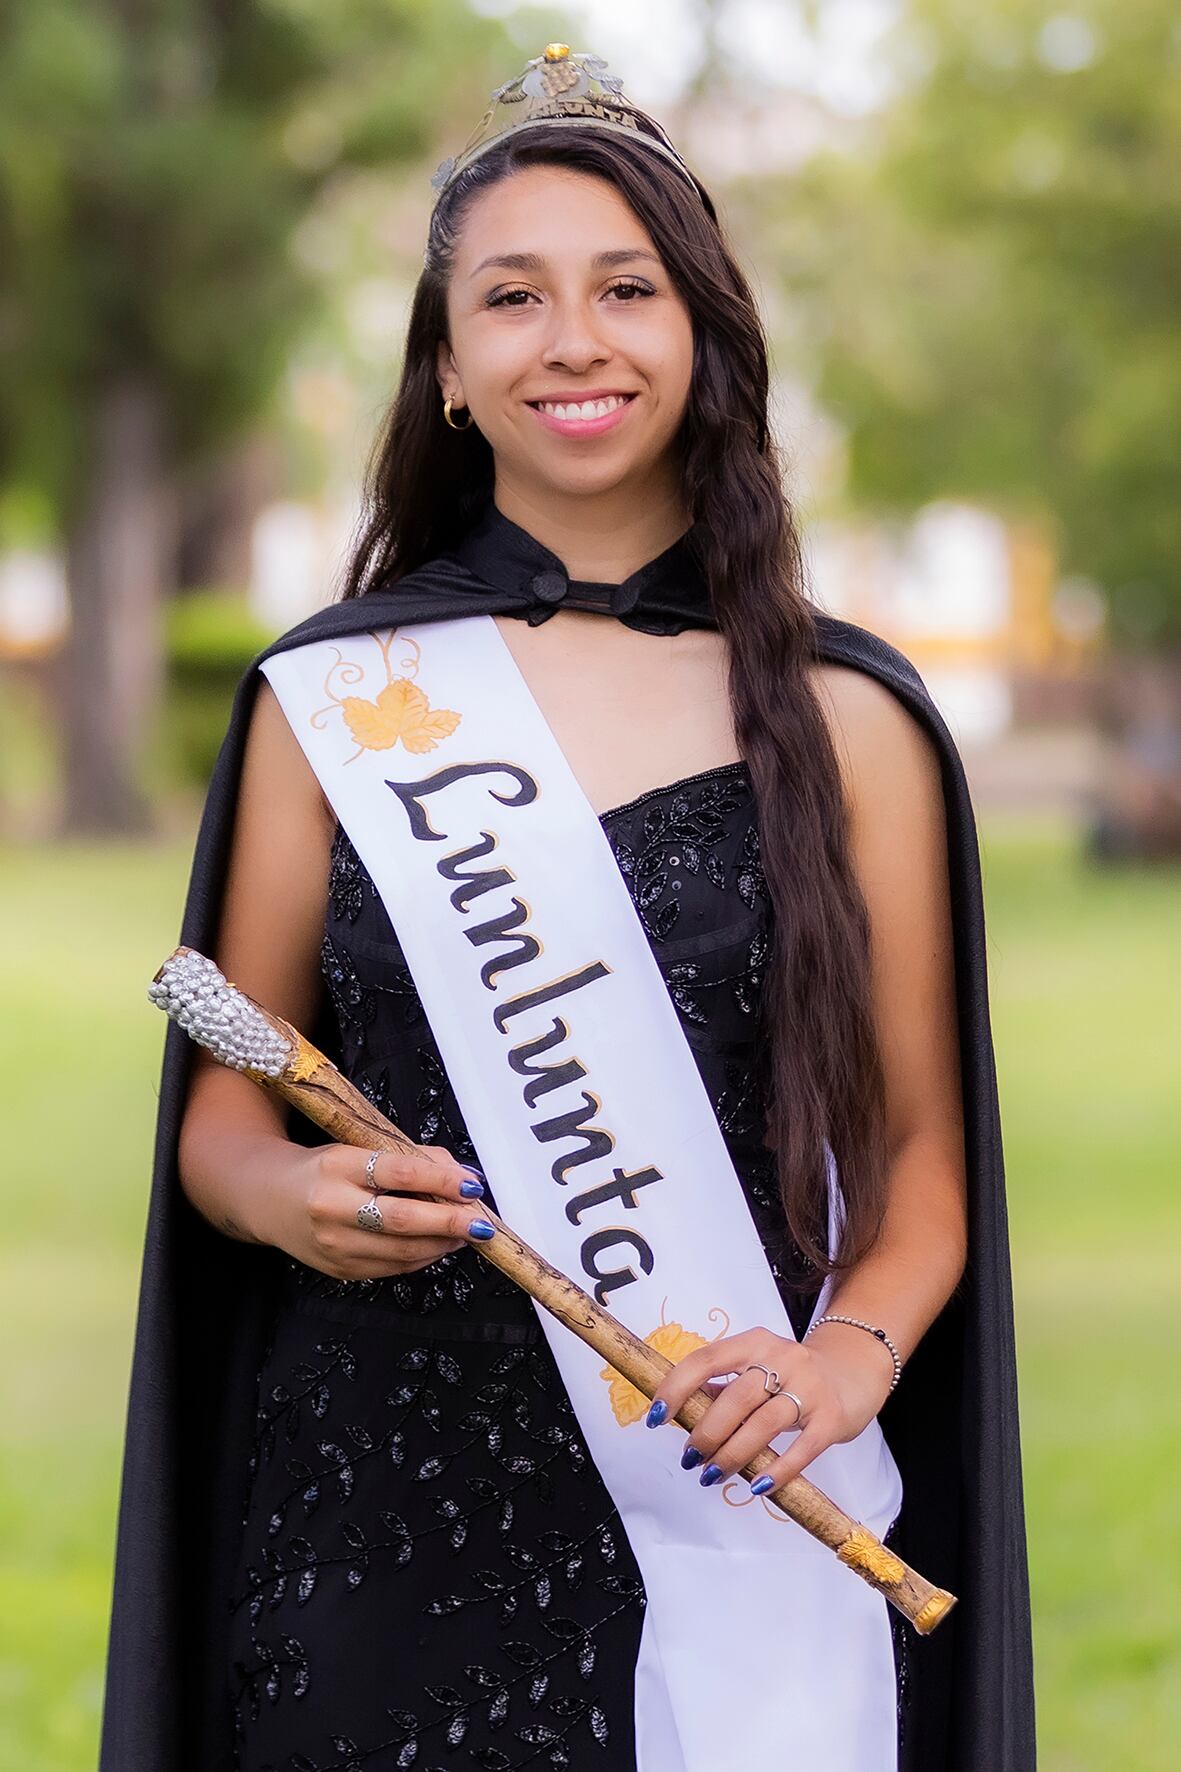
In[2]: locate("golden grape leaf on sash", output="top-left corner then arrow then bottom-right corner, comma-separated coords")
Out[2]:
601,1320 -> 711,1427
340,677 -> 461,754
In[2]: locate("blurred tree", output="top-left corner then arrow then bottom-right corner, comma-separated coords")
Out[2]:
755,0 -> 1181,648
0,0 -> 502,832
747,0 -> 1181,853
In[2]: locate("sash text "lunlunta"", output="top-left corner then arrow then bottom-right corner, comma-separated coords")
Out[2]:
385,759 -> 665,1304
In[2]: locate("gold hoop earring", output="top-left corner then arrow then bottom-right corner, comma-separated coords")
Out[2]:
443,397 -> 474,431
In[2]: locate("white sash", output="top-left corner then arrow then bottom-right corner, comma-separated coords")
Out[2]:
262,615 -> 902,1771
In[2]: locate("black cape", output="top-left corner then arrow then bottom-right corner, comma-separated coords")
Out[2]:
99,506 -> 1037,1769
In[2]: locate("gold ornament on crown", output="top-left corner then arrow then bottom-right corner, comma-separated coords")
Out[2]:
429,43 -> 700,204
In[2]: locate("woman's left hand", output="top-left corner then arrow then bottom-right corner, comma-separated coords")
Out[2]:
644,1325 -> 894,1493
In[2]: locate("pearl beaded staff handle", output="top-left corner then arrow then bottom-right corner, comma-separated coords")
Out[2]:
150,944 -> 956,1635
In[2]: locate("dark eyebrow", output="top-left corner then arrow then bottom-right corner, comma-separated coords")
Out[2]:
469,248 -> 663,280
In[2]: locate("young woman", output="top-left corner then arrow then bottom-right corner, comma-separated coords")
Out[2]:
99,46 -> 1035,1772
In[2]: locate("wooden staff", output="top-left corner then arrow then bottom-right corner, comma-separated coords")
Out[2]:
151,944 -> 956,1634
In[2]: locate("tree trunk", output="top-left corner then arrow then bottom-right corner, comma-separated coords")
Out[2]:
60,377 -> 175,835
176,430 -> 279,593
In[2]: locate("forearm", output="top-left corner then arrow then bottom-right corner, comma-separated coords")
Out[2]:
810,1130 -> 968,1386
654,1134 -> 969,1491
177,1077 -> 302,1247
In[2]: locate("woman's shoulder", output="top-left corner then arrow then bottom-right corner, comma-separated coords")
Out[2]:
806,616 -> 947,823
238,556 -> 500,693
810,609 -> 932,697
250,594 -> 400,671
808,611 -> 946,746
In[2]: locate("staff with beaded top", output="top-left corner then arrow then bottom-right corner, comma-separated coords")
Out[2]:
149,943 -> 956,1636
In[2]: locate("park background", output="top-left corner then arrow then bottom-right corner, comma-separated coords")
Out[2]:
1,1 -> 1178,1766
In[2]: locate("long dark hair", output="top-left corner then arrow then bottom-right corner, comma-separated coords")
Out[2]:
338,122 -> 890,1291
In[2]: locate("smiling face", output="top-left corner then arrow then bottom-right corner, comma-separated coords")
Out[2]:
437,164 -> 695,506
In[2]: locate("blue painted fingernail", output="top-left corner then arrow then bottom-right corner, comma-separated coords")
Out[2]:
750,1475 -> 776,1497
467,1219 -> 496,1240
459,1178 -> 485,1198
699,1464 -> 723,1487
645,1400 -> 668,1428
680,1444 -> 703,1470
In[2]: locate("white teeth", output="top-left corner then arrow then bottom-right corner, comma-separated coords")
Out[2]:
536,395 -> 629,420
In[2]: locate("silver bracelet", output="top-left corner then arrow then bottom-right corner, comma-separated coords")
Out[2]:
804,1313 -> 903,1395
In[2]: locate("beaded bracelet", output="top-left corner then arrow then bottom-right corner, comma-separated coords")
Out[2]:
804,1313 -> 903,1395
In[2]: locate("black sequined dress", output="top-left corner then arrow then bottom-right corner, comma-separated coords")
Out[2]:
226,759 -> 911,1770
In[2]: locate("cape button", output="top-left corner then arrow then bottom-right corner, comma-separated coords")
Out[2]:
611,580 -> 641,616
531,570 -> 568,604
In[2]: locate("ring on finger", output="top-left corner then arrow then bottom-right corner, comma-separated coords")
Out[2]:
781,1389 -> 804,1429
356,1195 -> 384,1232
743,1362 -> 783,1397
364,1149 -> 381,1192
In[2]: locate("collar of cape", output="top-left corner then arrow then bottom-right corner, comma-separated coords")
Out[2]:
260,498 -> 927,687
443,497 -> 716,633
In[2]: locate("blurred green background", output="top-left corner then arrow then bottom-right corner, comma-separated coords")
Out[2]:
1,1 -> 1179,1767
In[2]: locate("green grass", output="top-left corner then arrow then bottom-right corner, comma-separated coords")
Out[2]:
0,815 -> 1177,1769
980,815 -> 1181,1766
0,837 -> 193,1771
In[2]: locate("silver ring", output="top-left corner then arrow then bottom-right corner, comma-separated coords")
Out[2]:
743,1363 -> 783,1397
356,1195 -> 384,1232
364,1150 -> 381,1192
781,1390 -> 804,1429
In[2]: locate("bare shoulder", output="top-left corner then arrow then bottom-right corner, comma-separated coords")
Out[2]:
248,676 -> 338,830
806,660 -> 943,825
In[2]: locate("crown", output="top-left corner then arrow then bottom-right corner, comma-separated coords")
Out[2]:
429,44 -> 700,204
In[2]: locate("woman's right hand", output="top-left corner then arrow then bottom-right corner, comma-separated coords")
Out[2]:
261,1141 -> 495,1282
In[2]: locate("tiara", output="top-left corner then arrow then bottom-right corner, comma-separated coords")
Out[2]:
429,43 -> 701,204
